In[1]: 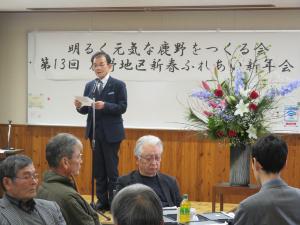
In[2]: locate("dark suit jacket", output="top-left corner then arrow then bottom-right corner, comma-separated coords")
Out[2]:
116,170 -> 182,207
0,195 -> 66,225
77,76 -> 127,142
234,179 -> 300,225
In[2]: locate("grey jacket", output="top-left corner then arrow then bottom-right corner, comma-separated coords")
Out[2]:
234,178 -> 300,225
0,194 -> 66,225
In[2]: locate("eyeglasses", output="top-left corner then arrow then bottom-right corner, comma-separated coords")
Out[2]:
70,153 -> 83,160
139,155 -> 162,163
14,173 -> 39,181
92,64 -> 108,68
76,153 -> 83,159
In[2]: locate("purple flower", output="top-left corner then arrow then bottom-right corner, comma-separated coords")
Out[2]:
265,88 -> 278,99
192,90 -> 212,100
265,80 -> 300,98
234,68 -> 244,95
218,110 -> 234,121
278,80 -> 300,96
222,113 -> 234,121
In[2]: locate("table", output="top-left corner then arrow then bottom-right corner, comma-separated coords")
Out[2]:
212,182 -> 260,212
83,194 -> 238,224
0,148 -> 24,160
82,197 -> 237,225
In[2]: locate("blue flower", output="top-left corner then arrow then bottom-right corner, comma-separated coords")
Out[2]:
192,90 -> 212,100
234,68 -> 244,96
265,88 -> 278,99
220,112 -> 234,121
278,80 -> 300,96
265,80 -> 300,98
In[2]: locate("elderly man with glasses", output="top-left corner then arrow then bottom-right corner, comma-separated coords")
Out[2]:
0,154 -> 66,225
116,135 -> 182,207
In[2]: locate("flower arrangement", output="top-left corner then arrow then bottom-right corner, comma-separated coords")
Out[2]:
188,44 -> 300,146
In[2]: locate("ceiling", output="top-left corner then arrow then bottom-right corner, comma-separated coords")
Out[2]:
1,0 -> 300,12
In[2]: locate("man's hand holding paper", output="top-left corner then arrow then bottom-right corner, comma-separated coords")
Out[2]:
74,96 -> 94,107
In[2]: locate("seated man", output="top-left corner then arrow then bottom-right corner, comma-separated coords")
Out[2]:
0,154 -> 66,225
37,133 -> 100,225
116,135 -> 182,207
111,183 -> 163,225
234,134 -> 300,225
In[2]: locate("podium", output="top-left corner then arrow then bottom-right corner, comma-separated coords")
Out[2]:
0,149 -> 24,197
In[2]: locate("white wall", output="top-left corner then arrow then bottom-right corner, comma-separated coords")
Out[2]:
1,10 -> 300,124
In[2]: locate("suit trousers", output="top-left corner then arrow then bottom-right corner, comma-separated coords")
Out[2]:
93,132 -> 120,205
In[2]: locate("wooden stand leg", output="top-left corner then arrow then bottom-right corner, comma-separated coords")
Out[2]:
212,186 -> 216,212
220,193 -> 224,211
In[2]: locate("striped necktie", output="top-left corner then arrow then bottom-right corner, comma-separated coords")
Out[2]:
97,80 -> 103,94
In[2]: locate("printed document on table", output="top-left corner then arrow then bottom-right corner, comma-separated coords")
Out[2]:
75,96 -> 94,107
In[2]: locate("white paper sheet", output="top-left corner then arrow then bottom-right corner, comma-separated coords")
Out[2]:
75,96 -> 94,107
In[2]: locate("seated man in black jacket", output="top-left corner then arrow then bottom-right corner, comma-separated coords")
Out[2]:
116,135 -> 182,207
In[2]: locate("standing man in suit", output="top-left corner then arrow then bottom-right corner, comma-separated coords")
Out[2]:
0,154 -> 66,225
233,134 -> 300,225
116,135 -> 182,207
74,51 -> 127,211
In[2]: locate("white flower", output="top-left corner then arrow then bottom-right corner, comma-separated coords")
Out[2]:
239,88 -> 249,97
234,99 -> 249,116
247,125 -> 257,139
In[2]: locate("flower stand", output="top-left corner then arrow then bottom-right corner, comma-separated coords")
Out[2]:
229,143 -> 251,186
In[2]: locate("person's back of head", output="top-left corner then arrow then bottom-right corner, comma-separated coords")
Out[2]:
252,134 -> 288,174
111,183 -> 163,225
234,135 -> 300,225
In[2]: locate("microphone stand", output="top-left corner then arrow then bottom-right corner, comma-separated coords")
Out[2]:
89,83 -> 111,221
5,120 -> 14,150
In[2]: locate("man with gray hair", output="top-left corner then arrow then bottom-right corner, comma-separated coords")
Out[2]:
37,133 -> 100,225
116,135 -> 182,207
111,183 -> 163,225
0,154 -> 66,225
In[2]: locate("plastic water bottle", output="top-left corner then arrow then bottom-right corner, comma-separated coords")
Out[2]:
179,194 -> 191,224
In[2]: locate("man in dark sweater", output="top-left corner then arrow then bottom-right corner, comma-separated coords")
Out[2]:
116,135 -> 182,207
37,133 -> 100,225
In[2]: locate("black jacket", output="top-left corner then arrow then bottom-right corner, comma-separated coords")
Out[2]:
116,170 -> 182,207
